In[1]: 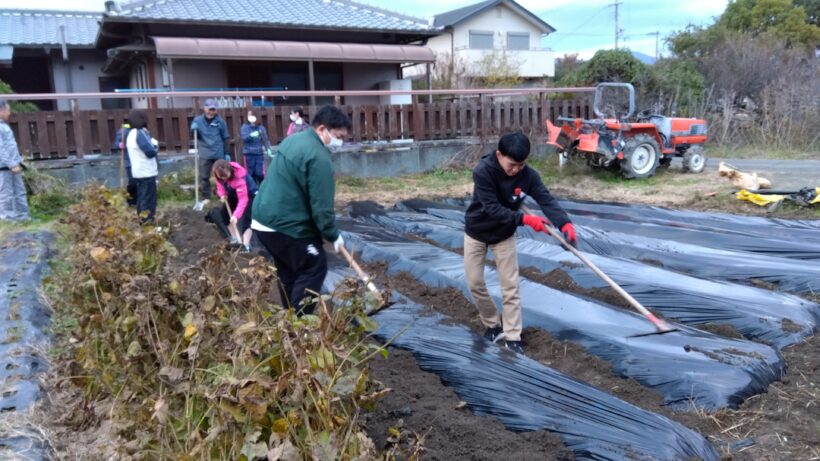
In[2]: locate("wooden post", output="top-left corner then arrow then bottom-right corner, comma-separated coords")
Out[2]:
71,98 -> 85,158
167,58 -> 176,109
426,62 -> 433,104
308,60 -> 316,107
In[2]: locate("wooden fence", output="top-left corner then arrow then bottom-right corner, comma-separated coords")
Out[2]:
8,95 -> 593,159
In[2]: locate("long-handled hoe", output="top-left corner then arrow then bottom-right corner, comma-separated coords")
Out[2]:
222,199 -> 243,245
522,205 -> 678,338
337,246 -> 391,315
192,129 -> 208,211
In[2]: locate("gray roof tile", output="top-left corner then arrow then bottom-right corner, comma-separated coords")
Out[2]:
433,0 -> 495,28
433,0 -> 554,33
0,9 -> 100,47
113,0 -> 435,32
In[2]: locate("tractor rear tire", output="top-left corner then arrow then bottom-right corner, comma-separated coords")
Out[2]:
683,145 -> 706,174
620,134 -> 660,179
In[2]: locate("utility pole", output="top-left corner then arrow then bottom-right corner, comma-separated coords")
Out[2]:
609,1 -> 623,49
647,31 -> 660,60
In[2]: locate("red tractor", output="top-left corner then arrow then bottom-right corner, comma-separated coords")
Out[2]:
546,82 -> 708,179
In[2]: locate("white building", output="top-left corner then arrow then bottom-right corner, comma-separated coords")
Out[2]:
407,0 -> 556,84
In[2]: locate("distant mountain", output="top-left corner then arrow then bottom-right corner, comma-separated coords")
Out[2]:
632,51 -> 657,65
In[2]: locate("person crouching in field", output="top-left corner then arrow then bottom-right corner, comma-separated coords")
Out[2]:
464,131 -> 578,354
208,159 -> 257,252
125,110 -> 159,224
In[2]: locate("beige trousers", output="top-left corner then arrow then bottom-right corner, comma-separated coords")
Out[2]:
463,233 -> 522,341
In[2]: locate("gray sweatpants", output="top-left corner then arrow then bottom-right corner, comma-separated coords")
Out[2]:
198,157 -> 217,200
0,170 -> 29,220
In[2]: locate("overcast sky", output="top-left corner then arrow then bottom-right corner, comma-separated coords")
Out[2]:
0,0 -> 729,59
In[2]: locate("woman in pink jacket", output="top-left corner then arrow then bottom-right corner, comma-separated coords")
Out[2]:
208,159 -> 258,252
286,107 -> 309,137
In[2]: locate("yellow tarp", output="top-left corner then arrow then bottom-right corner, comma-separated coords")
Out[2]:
735,190 -> 785,206
736,188 -> 820,207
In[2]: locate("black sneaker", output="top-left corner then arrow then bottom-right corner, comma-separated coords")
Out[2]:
483,325 -> 504,343
505,340 -> 524,354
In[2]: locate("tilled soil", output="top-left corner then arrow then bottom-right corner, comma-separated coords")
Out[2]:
367,267 -> 716,437
162,207 -> 820,461
370,252 -> 820,461
365,349 -> 574,461
163,209 -> 576,460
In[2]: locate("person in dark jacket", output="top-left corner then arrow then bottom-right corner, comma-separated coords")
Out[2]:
464,131 -> 577,354
240,110 -> 271,185
125,110 -> 159,224
190,99 -> 229,204
252,105 -> 351,315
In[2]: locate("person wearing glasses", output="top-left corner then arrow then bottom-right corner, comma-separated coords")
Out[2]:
190,98 -> 229,205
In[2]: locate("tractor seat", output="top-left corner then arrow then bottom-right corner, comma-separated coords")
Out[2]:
648,115 -> 672,148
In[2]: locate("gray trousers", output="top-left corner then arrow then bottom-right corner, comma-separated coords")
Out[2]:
0,170 -> 30,220
198,157 -> 217,200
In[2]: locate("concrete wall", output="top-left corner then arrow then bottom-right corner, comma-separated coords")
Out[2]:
51,49 -> 107,110
39,138 -> 551,185
342,63 -> 400,105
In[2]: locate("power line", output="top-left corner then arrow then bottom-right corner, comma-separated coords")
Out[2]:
548,6 -> 609,46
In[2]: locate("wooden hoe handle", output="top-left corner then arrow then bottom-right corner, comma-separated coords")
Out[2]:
338,246 -> 383,302
523,206 -> 674,333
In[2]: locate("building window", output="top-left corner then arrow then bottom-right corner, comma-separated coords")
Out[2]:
314,62 -> 343,106
507,32 -> 530,50
99,76 -> 131,109
469,31 -> 494,50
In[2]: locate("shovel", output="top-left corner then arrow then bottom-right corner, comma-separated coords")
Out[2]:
522,205 -> 678,338
337,245 -> 390,314
192,129 -> 208,211
222,198 -> 243,245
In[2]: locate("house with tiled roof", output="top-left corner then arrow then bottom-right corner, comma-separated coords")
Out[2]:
1,0 -> 440,110
406,0 -> 556,85
98,0 -> 438,108
0,9 -> 108,110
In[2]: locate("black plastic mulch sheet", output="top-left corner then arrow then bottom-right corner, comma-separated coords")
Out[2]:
440,197 -> 820,253
556,199 -> 820,244
397,199 -> 820,296
0,232 -> 53,461
323,270 -> 720,461
337,219 -> 785,411
348,202 -> 820,349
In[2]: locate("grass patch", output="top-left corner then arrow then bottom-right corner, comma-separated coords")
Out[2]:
707,145 -> 820,160
156,167 -> 196,204
21,166 -> 78,221
336,166 -> 474,205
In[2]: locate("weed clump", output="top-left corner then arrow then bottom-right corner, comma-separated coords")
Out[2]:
22,166 -> 77,220
46,186 -> 387,459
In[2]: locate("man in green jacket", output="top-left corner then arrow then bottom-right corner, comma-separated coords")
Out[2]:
251,105 -> 351,315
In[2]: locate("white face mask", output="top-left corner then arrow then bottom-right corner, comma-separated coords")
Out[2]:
247,115 -> 257,124
289,114 -> 298,122
328,131 -> 343,148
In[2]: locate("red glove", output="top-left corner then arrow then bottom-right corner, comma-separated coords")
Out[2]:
561,223 -> 578,248
522,214 -> 550,233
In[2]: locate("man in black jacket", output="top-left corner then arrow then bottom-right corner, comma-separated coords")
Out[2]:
464,132 -> 577,353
